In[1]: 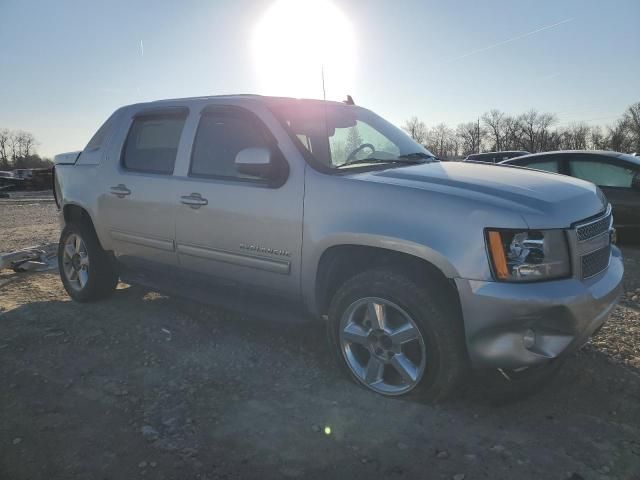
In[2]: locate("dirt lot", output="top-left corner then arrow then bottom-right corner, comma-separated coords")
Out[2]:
1,197 -> 639,480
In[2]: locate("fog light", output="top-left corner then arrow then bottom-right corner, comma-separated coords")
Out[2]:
523,329 -> 536,349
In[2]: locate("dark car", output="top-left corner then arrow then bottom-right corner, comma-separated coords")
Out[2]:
501,150 -> 640,234
464,151 -> 530,164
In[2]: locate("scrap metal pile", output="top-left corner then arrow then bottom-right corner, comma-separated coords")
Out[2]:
0,244 -> 58,272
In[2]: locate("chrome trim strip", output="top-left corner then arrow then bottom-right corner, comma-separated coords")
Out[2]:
110,229 -> 175,252
575,203 -> 612,230
176,243 -> 291,275
575,204 -> 612,243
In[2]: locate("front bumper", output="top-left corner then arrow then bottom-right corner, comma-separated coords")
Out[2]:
455,246 -> 624,369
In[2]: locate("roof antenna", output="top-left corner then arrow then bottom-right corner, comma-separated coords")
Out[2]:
343,94 -> 355,105
321,64 -> 327,101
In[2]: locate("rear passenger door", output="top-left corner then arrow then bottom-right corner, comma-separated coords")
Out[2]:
173,105 -> 304,298
98,107 -> 188,271
568,155 -> 640,228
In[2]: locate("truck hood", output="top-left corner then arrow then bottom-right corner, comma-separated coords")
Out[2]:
353,161 -> 607,229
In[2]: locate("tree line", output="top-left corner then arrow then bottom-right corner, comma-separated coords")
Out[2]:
402,101 -> 640,160
3,100 -> 640,169
0,128 -> 52,170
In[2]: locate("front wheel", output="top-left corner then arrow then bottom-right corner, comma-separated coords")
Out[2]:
328,268 -> 468,401
58,222 -> 118,302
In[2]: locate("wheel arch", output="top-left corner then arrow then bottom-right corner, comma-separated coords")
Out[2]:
312,242 -> 462,319
61,203 -> 107,249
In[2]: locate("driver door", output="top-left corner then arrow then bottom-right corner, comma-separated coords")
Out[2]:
174,106 -> 304,298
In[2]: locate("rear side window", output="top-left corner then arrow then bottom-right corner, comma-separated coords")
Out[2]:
569,158 -> 635,187
525,160 -> 558,173
122,112 -> 187,174
190,114 -> 269,181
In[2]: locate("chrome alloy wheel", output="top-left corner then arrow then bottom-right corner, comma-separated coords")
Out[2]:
61,234 -> 90,291
339,297 -> 427,395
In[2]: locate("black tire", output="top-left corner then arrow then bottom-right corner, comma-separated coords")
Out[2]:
327,268 -> 469,402
58,221 -> 118,302
473,358 -> 565,404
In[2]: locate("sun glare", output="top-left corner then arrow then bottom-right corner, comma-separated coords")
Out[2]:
252,0 -> 356,99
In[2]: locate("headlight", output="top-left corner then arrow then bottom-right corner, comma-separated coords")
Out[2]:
486,229 -> 570,281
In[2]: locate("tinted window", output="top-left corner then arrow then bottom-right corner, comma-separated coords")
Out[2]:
122,113 -> 186,174
190,114 -> 268,181
569,158 -> 635,187
524,160 -> 559,173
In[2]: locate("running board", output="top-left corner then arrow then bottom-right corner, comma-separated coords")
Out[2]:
119,270 -> 313,325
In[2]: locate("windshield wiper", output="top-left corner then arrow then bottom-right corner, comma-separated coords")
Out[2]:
398,152 -> 437,161
337,156 -> 429,169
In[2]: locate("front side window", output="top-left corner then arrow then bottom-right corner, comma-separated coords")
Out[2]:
569,158 -> 635,187
122,113 -> 187,174
190,114 -> 269,181
271,103 -> 434,169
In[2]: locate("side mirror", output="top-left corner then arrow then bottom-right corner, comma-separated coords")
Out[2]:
235,147 -> 275,179
632,172 -> 640,191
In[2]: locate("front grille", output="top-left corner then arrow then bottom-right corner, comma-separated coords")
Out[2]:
576,211 -> 612,241
581,246 -> 611,279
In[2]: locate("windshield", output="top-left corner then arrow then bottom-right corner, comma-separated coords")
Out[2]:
271,103 -> 435,169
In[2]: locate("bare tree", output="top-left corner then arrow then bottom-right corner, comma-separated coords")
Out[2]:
558,123 -> 590,150
404,101 -> 640,159
606,120 -> 631,153
0,129 -> 11,169
545,129 -> 563,151
402,116 -> 427,144
502,115 -> 522,151
0,128 -> 49,169
481,109 -> 506,151
623,102 -> 640,152
16,131 -> 37,158
456,121 -> 484,156
8,131 -> 18,162
589,125 -> 606,150
427,123 -> 457,159
518,110 -> 557,152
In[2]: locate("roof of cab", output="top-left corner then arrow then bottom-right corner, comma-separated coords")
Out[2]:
501,150 -> 640,166
125,94 -> 348,110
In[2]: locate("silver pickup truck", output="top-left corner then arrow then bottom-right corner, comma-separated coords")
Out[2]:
53,95 -> 623,400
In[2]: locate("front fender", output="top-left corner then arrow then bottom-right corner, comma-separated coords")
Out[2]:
301,233 -> 459,316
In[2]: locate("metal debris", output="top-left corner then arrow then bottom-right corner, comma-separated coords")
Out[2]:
0,243 -> 58,272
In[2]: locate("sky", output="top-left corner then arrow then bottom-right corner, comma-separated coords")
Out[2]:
0,0 -> 638,158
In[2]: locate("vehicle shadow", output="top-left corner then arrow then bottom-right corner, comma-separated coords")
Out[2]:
2,283 -> 638,411
2,285 -> 639,479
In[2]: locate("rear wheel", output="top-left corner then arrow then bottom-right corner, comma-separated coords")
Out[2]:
328,268 -> 468,401
58,222 -> 118,302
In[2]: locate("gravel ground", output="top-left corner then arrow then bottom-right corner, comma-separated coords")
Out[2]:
0,192 -> 58,252
1,199 -> 639,480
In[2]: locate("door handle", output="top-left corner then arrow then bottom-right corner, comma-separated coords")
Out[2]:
180,193 -> 208,209
109,184 -> 131,198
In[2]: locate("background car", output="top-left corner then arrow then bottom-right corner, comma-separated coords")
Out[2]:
464,151 -> 530,163
500,150 -> 640,236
